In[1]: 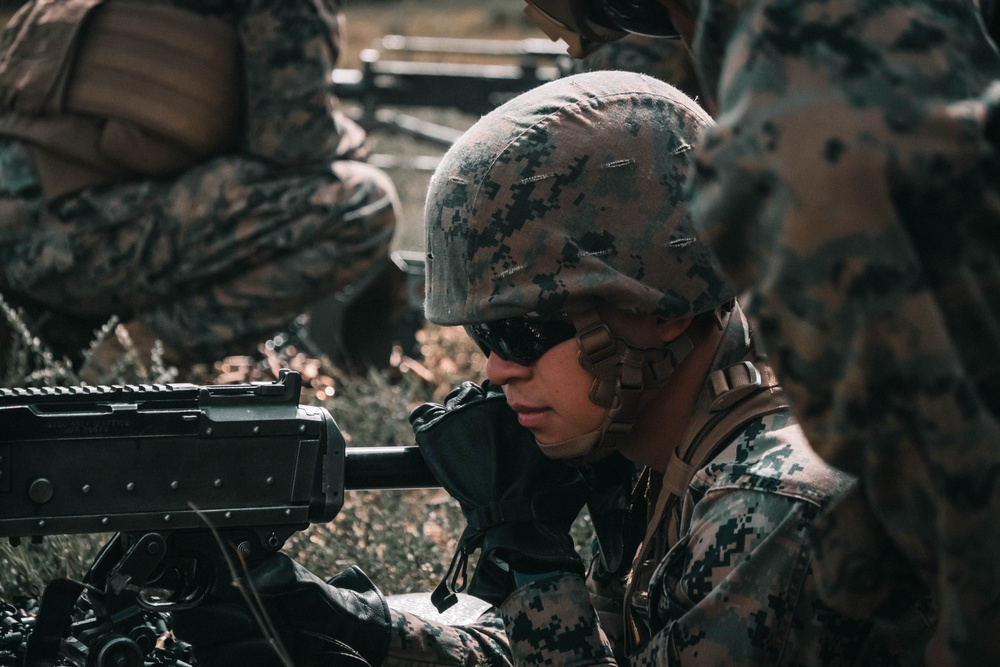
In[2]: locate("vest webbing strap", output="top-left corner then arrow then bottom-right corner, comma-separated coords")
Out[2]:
661,363 -> 782,498
0,0 -> 241,197
67,0 -> 241,153
622,355 -> 789,650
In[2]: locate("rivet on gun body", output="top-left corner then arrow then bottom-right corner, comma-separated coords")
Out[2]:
253,425 -> 259,433
284,509 -> 291,516
299,425 -> 306,432
81,485 -> 90,494
101,517 -> 109,525
214,479 -> 223,488
147,541 -> 160,555
266,477 -> 274,485
170,481 -> 179,490
164,514 -> 171,522
126,482 -> 135,492
37,520 -> 45,528
205,427 -> 213,436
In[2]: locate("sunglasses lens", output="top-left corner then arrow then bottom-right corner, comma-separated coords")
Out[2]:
466,316 -> 576,365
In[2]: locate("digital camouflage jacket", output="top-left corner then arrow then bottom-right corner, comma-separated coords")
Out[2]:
382,310 -> 934,667
654,0 -> 1000,661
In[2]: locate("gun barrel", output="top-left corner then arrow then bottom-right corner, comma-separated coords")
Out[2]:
344,446 -> 439,490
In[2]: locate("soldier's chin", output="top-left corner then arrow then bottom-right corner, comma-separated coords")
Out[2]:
534,430 -> 602,460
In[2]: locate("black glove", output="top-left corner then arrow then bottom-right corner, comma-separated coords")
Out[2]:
171,553 -> 390,667
410,381 -> 589,610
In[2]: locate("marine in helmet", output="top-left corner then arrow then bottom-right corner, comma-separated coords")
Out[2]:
171,72 -> 928,667
0,0 -> 403,380
518,0 -> 1000,662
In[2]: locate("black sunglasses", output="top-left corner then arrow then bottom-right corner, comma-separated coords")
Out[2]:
465,315 -> 577,366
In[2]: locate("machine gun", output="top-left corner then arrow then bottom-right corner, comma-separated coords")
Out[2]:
0,370 -> 438,667
333,34 -> 572,154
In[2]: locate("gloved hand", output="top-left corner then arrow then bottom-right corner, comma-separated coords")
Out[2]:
170,553 -> 390,667
410,381 -> 590,610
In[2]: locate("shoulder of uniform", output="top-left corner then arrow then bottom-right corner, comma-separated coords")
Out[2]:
690,410 -> 856,507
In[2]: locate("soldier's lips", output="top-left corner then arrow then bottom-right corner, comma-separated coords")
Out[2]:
508,402 -> 548,429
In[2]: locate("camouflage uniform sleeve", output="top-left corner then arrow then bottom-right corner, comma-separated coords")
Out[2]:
384,608 -> 514,667
676,0 -> 1000,658
496,496 -> 867,667
640,490 -> 873,666
639,411 -> 906,667
235,0 -> 361,164
500,574 -> 618,667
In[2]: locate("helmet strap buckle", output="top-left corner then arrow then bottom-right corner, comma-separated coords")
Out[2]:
565,311 -> 702,462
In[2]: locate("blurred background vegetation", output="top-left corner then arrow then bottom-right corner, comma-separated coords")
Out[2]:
0,0 -> 594,603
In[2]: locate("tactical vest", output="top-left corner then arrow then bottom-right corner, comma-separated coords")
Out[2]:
586,309 -> 789,655
0,0 -> 242,198
624,356 -> 786,649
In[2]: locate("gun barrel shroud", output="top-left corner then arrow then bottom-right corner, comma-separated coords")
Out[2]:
0,371 -> 439,541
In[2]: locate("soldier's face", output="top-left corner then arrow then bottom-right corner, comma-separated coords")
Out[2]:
484,307 -> 693,449
485,337 -> 605,446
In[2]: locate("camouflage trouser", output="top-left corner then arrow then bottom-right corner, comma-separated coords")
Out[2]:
0,137 -> 398,361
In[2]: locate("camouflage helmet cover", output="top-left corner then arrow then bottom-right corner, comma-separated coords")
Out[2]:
423,70 -> 734,325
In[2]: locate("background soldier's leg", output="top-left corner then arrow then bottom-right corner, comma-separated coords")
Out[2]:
3,154 -> 399,363
138,159 -> 399,361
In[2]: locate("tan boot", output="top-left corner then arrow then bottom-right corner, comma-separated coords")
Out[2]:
78,319 -> 191,385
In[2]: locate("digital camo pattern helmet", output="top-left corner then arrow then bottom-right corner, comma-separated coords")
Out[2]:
424,69 -> 732,326
424,71 -> 736,460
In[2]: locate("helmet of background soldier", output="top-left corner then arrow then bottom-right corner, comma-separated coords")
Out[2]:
423,71 -> 735,460
522,0 -> 677,57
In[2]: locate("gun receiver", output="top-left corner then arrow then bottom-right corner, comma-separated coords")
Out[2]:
0,370 -> 439,667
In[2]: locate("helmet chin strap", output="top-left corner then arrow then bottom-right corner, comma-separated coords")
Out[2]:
533,310 -> 699,462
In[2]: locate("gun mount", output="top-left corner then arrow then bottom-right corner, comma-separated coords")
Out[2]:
333,34 -> 572,152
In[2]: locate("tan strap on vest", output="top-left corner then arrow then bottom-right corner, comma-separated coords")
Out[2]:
0,0 -> 102,113
0,0 -> 241,197
622,355 -> 789,650
67,0 -> 241,156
